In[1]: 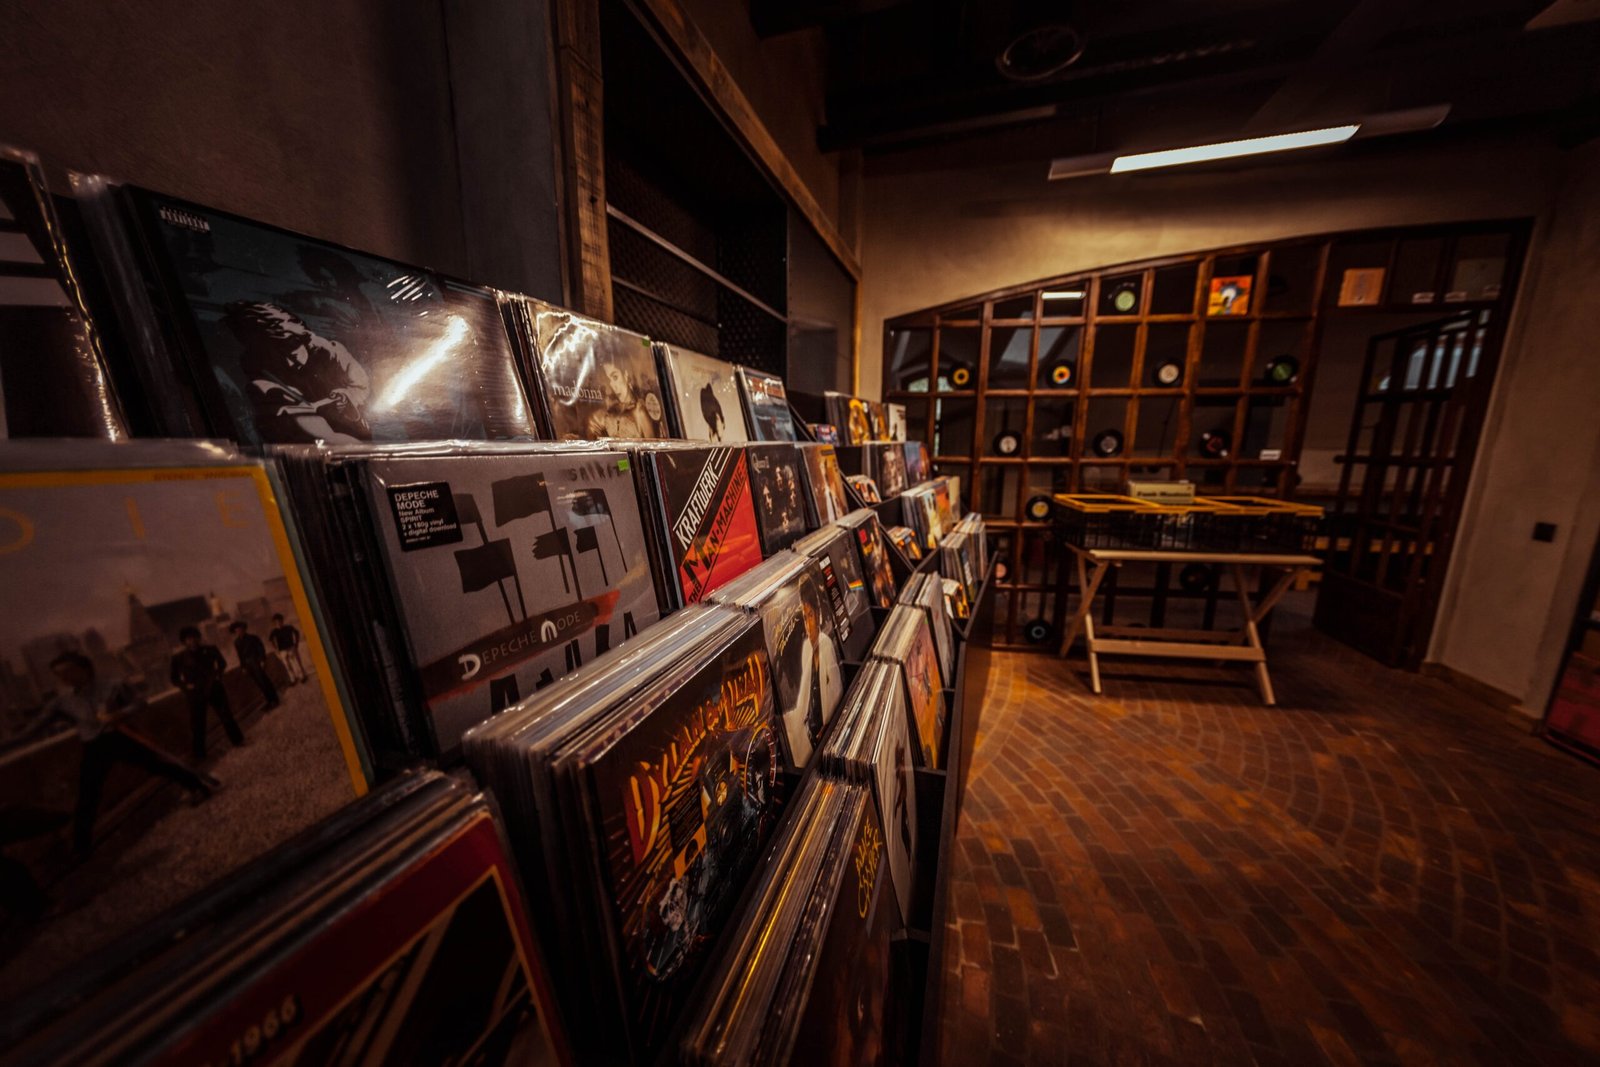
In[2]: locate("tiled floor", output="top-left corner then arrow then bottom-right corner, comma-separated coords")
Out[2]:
933,603 -> 1600,1066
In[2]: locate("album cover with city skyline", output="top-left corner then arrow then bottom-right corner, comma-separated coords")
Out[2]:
121,187 -> 537,446
647,446 -> 764,606
758,559 -> 845,773
736,366 -> 797,442
658,344 -> 748,443
582,619 -> 782,1061
747,442 -> 808,556
524,301 -> 668,441
0,149 -> 125,439
800,443 -> 851,527
359,449 -> 662,754
0,458 -> 367,1005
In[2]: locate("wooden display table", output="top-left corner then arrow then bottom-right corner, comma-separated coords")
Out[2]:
1058,545 -> 1321,705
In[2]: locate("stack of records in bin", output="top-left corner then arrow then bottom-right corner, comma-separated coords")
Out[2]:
824,391 -> 872,446
942,577 -> 973,622
636,444 -> 766,608
955,510 -> 989,568
677,775 -> 901,1065
870,603 -> 948,770
798,442 -> 851,526
0,146 -> 126,439
901,482 -> 945,551
818,660 -> 918,935
736,366 -> 797,442
941,524 -> 981,604
276,441 -> 664,763
902,441 -> 928,488
745,442 -> 810,554
886,525 -> 923,560
462,607 -> 786,1063
792,523 -> 877,662
707,553 -> 847,774
3,771 -> 568,1067
899,572 -> 956,685
657,344 -> 749,443
846,473 -> 882,504
80,179 -> 539,444
0,440 -> 371,1022
508,295 -> 669,440
837,508 -> 899,609
933,477 -> 957,531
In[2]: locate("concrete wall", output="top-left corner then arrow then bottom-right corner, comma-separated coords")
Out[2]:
858,131 -> 1566,398
0,0 -> 563,301
1431,139 -> 1600,714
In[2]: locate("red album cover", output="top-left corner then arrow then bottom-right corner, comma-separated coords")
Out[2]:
651,447 -> 765,605
159,811 -> 565,1066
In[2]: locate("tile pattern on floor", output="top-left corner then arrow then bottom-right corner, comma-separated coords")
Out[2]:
933,615 -> 1600,1066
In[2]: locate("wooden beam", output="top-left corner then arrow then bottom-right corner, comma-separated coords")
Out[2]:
627,0 -> 863,280
550,0 -> 614,321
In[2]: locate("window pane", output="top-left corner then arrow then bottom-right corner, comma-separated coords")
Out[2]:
988,325 -> 1032,389
1036,325 -> 1083,390
933,397 -> 976,456
1143,323 -> 1190,388
1030,397 -> 1075,458
993,294 -> 1036,320
1150,263 -> 1198,316
1089,325 -> 1137,389
1133,396 -> 1182,457
938,326 -> 981,390
1198,321 -> 1249,388
887,327 -> 932,392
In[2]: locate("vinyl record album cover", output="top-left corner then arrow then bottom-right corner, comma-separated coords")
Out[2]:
788,788 -> 898,1066
524,301 -> 667,440
872,445 -> 908,498
800,443 -> 851,527
846,475 -> 882,505
758,560 -> 846,772
361,449 -> 661,752
152,807 -> 562,1067
0,149 -> 125,439
1207,274 -> 1253,316
795,527 -> 875,664
902,441 -> 927,487
735,367 -> 797,442
812,424 -> 841,446
0,450 -> 367,1004
885,404 -> 907,443
891,610 -> 946,768
843,510 -> 897,609
826,393 -> 872,447
746,443 -> 808,555
585,620 -> 783,1059
124,187 -> 535,445
659,345 -> 748,443
865,665 -> 918,927
650,446 -> 764,605
866,401 -> 887,442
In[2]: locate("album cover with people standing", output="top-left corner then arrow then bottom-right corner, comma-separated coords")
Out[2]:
735,367 -> 797,442
358,448 -> 662,753
119,187 -> 538,445
0,444 -> 367,1007
657,344 -> 748,443
583,619 -> 782,1061
520,300 -> 668,441
757,559 -> 846,773
747,442 -> 808,555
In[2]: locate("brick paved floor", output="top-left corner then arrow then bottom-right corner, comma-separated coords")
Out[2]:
933,603 -> 1600,1066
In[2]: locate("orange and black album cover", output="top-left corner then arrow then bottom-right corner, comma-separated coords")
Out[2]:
648,446 -> 765,606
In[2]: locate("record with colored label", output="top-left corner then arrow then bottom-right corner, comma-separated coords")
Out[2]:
1152,360 -> 1184,387
1092,428 -> 1124,457
1264,355 -> 1300,385
1044,360 -> 1075,388
1024,495 -> 1053,522
1199,429 -> 1231,457
1108,281 -> 1140,314
993,429 -> 1022,456
947,364 -> 972,388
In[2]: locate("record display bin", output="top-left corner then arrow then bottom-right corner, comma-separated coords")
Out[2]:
1054,493 -> 1323,553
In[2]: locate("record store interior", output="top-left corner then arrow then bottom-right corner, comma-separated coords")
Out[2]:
3,1 -> 1600,1064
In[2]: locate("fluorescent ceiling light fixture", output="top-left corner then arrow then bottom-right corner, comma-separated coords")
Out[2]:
1108,125 -> 1359,174
1042,290 -> 1086,300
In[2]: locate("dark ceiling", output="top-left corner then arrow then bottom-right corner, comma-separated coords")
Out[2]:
748,0 -> 1600,157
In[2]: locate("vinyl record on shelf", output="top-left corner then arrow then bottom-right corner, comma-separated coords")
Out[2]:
1092,428 -> 1124,457
1200,429 -> 1231,458
1023,618 -> 1055,645
948,364 -> 973,388
1044,359 -> 1075,388
1109,281 -> 1140,314
1178,563 -> 1214,593
993,429 -> 1023,456
1024,495 -> 1053,522
1264,355 -> 1301,385
1152,360 -> 1184,387
993,555 -> 1011,582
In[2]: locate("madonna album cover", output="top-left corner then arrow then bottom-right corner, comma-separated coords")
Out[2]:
522,300 -> 667,440
659,344 -> 748,443
123,187 -> 536,445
